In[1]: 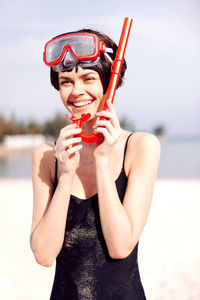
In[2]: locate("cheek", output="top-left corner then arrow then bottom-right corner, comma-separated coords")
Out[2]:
59,89 -> 69,105
92,84 -> 104,99
59,92 -> 66,106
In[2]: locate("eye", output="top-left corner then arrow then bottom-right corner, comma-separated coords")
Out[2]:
59,80 -> 72,86
84,77 -> 96,82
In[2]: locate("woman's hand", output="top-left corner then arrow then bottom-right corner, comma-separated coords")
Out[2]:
93,101 -> 121,160
55,123 -> 82,177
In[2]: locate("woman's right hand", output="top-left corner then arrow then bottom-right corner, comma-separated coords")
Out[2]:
55,123 -> 82,177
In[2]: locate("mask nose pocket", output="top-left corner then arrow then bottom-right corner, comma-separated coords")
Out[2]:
63,50 -> 78,69
52,50 -> 79,72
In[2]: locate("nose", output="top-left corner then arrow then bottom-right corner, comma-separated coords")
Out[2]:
71,80 -> 85,97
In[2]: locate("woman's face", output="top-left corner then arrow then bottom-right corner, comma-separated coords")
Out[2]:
58,67 -> 105,120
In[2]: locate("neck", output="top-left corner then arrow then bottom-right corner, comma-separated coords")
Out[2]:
80,118 -> 98,151
82,117 -> 97,134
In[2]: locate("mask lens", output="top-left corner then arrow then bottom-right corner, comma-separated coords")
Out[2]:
46,39 -> 65,62
46,34 -> 96,63
70,35 -> 95,57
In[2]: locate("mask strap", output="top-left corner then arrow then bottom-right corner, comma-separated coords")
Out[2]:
104,47 -> 113,63
104,52 -> 113,63
106,47 -> 113,53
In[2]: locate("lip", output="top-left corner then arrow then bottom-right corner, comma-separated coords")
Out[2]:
68,99 -> 94,112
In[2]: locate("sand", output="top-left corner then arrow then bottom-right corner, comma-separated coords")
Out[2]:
0,178 -> 200,300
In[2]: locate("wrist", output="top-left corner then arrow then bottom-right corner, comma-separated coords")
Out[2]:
58,172 -> 75,185
94,156 -> 109,168
56,173 -> 74,194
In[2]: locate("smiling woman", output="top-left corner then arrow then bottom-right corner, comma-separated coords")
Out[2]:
30,25 -> 161,300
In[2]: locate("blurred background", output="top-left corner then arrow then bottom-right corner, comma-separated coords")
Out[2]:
0,0 -> 200,299
0,0 -> 199,178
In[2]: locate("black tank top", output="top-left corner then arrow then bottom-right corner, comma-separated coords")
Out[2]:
50,134 -> 146,300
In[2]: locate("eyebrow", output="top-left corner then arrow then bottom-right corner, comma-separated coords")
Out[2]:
58,71 -> 98,81
58,76 -> 71,81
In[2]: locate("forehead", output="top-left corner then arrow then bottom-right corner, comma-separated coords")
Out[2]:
58,67 -> 99,78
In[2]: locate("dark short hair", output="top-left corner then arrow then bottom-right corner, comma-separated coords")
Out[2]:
50,28 -> 127,94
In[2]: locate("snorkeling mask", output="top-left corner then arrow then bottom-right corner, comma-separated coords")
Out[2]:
43,33 -> 113,72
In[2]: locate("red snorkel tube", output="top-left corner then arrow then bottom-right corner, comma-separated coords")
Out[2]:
70,17 -> 133,143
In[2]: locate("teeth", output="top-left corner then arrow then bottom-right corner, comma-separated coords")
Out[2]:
73,101 -> 93,107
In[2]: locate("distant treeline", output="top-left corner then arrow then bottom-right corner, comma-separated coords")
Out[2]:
0,114 -> 68,142
0,113 -> 165,142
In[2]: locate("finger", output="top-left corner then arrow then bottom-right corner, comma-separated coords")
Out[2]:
96,109 -> 112,116
57,139 -> 82,152
67,144 -> 83,155
94,127 -> 110,140
60,126 -> 82,137
94,120 -> 114,135
63,137 -> 82,148
57,137 -> 82,152
55,135 -> 81,152
58,127 -> 82,143
96,102 -> 117,118
104,100 -> 115,113
96,110 -> 119,128
96,110 -> 113,120
107,101 -> 119,121
62,123 -> 77,131
106,99 -> 112,109
107,101 -> 119,120
66,123 -> 78,128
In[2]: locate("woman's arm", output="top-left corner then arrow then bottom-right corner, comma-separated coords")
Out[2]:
30,144 -> 73,267
95,133 -> 160,259
30,124 -> 82,267
94,101 -> 161,259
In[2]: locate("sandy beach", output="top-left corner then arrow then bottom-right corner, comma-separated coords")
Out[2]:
0,178 -> 200,300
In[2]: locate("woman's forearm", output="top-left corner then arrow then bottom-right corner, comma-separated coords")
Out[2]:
95,158 -> 135,259
30,174 -> 73,266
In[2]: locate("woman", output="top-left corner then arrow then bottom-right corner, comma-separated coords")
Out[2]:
30,28 -> 160,299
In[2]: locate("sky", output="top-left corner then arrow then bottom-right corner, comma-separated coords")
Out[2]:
0,0 -> 199,138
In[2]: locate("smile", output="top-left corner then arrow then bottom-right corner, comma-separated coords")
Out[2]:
72,100 -> 93,107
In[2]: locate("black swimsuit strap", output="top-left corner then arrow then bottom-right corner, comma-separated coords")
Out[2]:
54,141 -> 58,187
122,133 -> 133,171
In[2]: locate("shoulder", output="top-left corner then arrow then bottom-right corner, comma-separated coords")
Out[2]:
124,131 -> 161,174
32,142 -> 56,181
127,131 -> 161,152
33,142 -> 55,163
132,132 -> 160,150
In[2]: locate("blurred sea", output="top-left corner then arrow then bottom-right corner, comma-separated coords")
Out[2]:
0,138 -> 200,179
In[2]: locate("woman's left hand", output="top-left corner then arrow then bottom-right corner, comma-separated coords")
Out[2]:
93,100 -> 121,159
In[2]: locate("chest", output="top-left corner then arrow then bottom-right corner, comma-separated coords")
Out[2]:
71,150 -> 124,199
